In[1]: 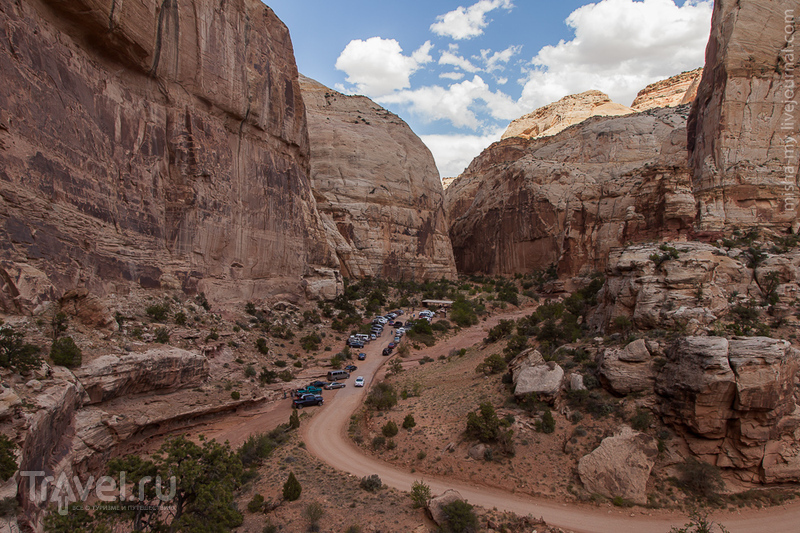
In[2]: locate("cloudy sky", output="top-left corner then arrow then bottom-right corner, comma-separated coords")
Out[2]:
266,0 -> 713,179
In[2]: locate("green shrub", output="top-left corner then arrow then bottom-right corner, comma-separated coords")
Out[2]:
486,320 -> 514,342
290,409 -> 300,430
371,435 -> 386,449
259,367 -> 278,384
0,324 -> 41,374
538,409 -> 556,434
365,382 -> 397,411
173,311 -> 187,326
300,333 -> 322,352
678,457 -> 724,502
282,472 -> 302,501
247,493 -> 265,513
244,365 -> 256,378
382,421 -> 398,438
630,408 -> 652,431
145,302 -> 170,322
231,391 -> 240,400
440,499 -> 479,533
0,436 -> 17,481
154,327 -> 170,344
50,337 -> 82,368
476,353 -> 507,374
402,414 -> 416,429
410,480 -> 431,509
359,474 -> 382,492
466,402 -> 500,443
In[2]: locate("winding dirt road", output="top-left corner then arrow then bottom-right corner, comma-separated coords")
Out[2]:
301,312 -> 800,533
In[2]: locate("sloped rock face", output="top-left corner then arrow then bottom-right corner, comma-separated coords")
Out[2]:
578,426 -> 658,505
0,0 -> 340,308
299,76 -> 456,281
688,0 -> 799,231
73,348 -> 209,404
631,68 -> 703,112
501,90 -> 633,141
590,242 -> 755,332
599,339 -> 657,395
655,336 -> 800,482
446,106 -> 695,277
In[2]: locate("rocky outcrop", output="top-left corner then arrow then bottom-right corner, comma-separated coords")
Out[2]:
655,336 -> 800,482
688,0 -> 798,231
578,425 -> 658,504
598,339 -> 657,395
0,0 -> 341,309
446,106 -> 695,277
631,68 -> 703,112
299,76 -> 456,281
501,90 -> 633,141
590,242 -> 755,332
73,348 -> 209,404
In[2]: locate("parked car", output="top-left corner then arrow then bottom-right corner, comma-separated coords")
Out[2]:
394,321 -> 403,328
358,352 -> 366,360
308,381 -> 327,389
388,342 -> 396,349
354,376 -> 365,387
292,394 -> 323,408
324,381 -> 346,390
382,347 -> 391,356
295,386 -> 322,396
344,364 -> 358,372
394,336 -> 401,343
370,334 -> 377,341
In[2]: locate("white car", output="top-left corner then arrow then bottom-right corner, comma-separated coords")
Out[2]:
354,376 -> 365,387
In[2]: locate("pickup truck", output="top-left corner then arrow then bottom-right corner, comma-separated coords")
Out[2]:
295,386 -> 322,396
292,393 -> 323,408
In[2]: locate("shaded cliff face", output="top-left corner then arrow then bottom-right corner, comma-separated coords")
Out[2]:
299,76 -> 457,281
0,0 -> 340,308
446,107 -> 694,277
689,0 -> 799,231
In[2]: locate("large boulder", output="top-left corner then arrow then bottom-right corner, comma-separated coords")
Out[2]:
300,76 -> 457,281
578,425 -> 658,504
656,336 -> 800,482
599,339 -> 656,395
73,348 -> 209,405
427,489 -> 466,528
510,350 -> 564,403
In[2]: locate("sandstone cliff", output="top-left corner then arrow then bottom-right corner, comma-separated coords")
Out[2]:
631,68 -> 703,112
299,76 -> 457,280
0,0 -> 341,309
446,106 -> 695,276
688,0 -> 799,231
501,90 -> 633,141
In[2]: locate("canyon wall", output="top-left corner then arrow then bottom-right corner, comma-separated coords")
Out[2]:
631,68 -> 703,112
446,107 -> 695,277
688,0 -> 799,231
0,0 -> 341,309
300,76 -> 457,281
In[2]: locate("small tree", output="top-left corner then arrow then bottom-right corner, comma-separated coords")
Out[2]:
465,402 -> 500,443
402,414 -> 416,430
440,500 -> 478,533
539,409 -> 556,434
409,480 -> 431,509
0,323 -> 41,374
359,474 -> 382,492
0,435 -> 17,481
283,472 -> 302,501
670,510 -> 729,533
302,501 -> 325,532
50,337 -> 82,368
289,409 -> 300,430
382,421 -> 398,438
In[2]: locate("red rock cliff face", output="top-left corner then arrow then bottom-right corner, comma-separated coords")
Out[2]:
300,76 -> 457,281
0,0 -> 340,308
688,0 -> 799,231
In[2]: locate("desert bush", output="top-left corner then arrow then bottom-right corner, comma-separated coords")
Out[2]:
0,436 -> 17,481
359,474 -> 382,492
410,480 -> 431,509
538,409 -> 556,434
282,472 -> 302,501
244,365 -> 256,378
630,408 -> 652,431
365,382 -> 397,411
145,302 -> 170,322
382,421 -> 398,438
231,391 -> 240,400
247,494 -> 265,513
0,324 -> 41,374
300,333 -> 321,352
466,402 -> 500,443
303,501 -> 325,532
440,499 -> 479,533
50,337 -> 82,368
677,457 -> 724,502
154,327 -> 170,344
403,414 -> 416,429
289,409 -> 300,430
486,320 -> 514,342
476,353 -> 507,374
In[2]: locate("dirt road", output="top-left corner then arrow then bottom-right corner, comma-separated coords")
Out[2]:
301,310 -> 800,533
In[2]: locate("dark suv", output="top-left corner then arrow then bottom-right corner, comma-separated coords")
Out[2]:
292,394 -> 323,408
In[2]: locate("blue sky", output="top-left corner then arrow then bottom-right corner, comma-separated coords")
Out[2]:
265,1 -> 713,178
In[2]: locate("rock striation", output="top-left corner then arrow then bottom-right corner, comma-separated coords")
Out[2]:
631,68 -> 703,112
299,76 -> 456,280
688,0 -> 799,231
655,336 -> 800,482
446,106 -> 695,276
0,0 -> 341,308
501,90 -> 633,141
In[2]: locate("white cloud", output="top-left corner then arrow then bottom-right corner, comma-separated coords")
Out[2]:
478,45 -> 522,72
377,75 -> 519,130
335,38 -> 433,97
519,0 -> 713,108
430,0 -> 514,40
439,50 -> 480,73
421,129 -> 505,179
440,72 -> 466,80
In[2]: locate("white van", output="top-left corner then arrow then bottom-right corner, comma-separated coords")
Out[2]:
327,369 -> 350,381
